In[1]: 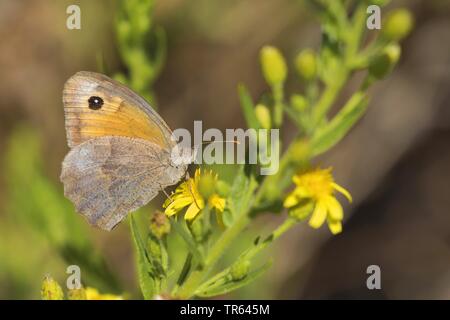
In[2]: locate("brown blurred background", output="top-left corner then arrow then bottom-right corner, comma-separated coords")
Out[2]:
0,0 -> 449,299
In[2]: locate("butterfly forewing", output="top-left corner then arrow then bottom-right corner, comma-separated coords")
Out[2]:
63,71 -> 173,149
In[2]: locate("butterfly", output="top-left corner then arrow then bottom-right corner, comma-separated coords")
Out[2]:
60,71 -> 190,231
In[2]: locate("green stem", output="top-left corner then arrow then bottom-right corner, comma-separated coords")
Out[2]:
194,217 -> 298,295
346,4 -> 367,61
312,75 -> 346,126
244,217 -> 297,261
175,209 -> 250,299
273,83 -> 284,127
254,144 -> 292,205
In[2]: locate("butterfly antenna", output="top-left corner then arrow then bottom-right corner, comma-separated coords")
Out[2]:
200,139 -> 240,145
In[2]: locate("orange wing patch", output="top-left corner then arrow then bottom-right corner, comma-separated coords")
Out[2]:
63,72 -> 172,149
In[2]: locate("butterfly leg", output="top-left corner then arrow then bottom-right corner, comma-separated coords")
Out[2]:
162,188 -> 173,204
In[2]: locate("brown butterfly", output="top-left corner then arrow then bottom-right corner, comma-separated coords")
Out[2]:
60,71 -> 189,231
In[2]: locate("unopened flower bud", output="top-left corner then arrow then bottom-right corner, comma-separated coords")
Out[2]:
150,211 -> 171,239
260,46 -> 287,86
369,43 -> 401,79
290,94 -> 308,113
198,171 -> 217,200
216,180 -> 230,198
382,9 -> 414,41
290,139 -> 310,165
255,104 -> 272,129
230,260 -> 250,281
147,237 -> 161,258
295,49 -> 317,80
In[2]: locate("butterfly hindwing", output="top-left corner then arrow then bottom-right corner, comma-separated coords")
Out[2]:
60,136 -> 185,231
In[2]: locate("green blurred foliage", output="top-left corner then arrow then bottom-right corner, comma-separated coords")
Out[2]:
2,126 -> 121,297
114,0 -> 166,105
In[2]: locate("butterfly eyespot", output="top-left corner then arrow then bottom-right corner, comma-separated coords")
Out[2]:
88,96 -> 104,110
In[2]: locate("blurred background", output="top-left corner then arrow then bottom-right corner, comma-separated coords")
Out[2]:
0,0 -> 449,299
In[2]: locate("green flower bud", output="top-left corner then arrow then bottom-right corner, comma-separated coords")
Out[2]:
382,9 -> 414,41
216,180 -> 230,198
230,260 -> 250,281
198,171 -> 217,200
368,44 -> 401,79
289,139 -> 310,165
384,43 -> 401,64
295,49 -> 317,80
150,211 -> 171,239
290,94 -> 308,113
254,104 -> 272,129
260,46 -> 287,86
147,237 -> 161,258
41,275 -> 64,300
68,287 -> 87,300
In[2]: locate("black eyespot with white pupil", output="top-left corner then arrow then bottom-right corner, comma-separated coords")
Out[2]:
88,96 -> 104,110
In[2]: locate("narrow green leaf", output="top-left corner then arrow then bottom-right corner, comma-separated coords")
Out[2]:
176,253 -> 193,287
196,261 -> 272,298
130,216 -> 156,300
238,84 -> 260,129
311,91 -> 369,156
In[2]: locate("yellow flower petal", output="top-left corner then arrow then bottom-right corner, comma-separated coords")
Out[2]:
209,194 -> 225,212
164,196 -> 193,216
332,182 -> 352,203
325,195 -> 343,221
327,218 -> 342,235
283,193 -> 299,208
85,287 -> 123,300
309,201 -> 327,229
163,168 -> 225,220
286,168 -> 351,235
184,201 -> 202,220
194,168 -> 201,181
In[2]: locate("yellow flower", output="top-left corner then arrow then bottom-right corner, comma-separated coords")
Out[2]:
68,287 -> 87,300
41,275 -> 64,300
163,168 -> 226,220
284,168 -> 352,235
85,287 -> 123,300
